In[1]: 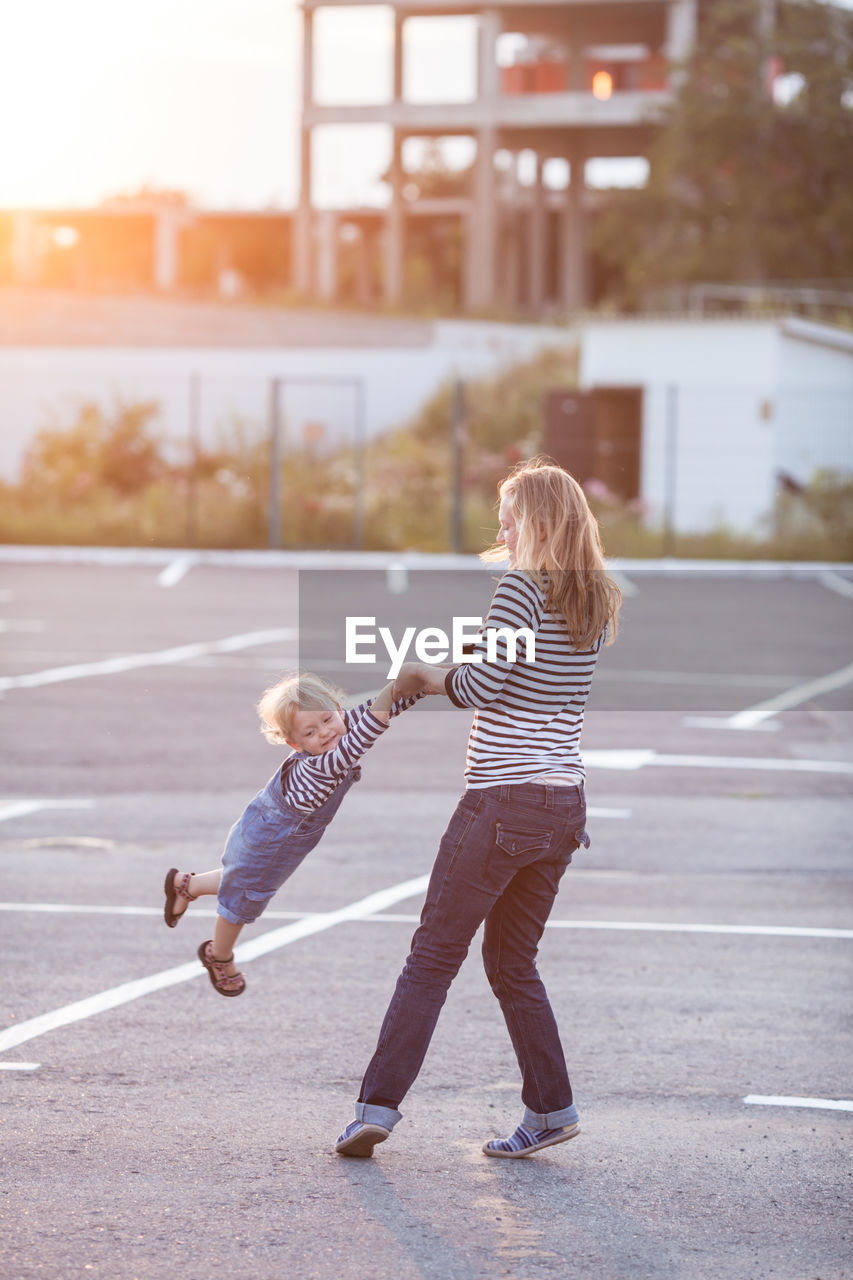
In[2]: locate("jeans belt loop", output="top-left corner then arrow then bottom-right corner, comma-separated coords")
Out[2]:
544,785 -> 554,810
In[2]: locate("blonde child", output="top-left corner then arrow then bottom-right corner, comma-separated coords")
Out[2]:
163,671 -> 424,996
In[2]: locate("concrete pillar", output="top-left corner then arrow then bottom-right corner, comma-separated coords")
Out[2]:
294,9 -> 314,295
465,127 -> 498,311
354,225 -> 372,306
11,211 -> 37,284
316,210 -> 339,302
385,129 -> 404,305
393,9 -> 405,101
567,17 -> 587,91
665,0 -> 697,64
154,211 -> 180,291
561,142 -> 586,313
528,153 -> 547,313
477,8 -> 501,100
463,8 -> 500,312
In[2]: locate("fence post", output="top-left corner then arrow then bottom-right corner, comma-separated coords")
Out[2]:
450,378 -> 465,553
187,372 -> 200,548
663,383 -> 678,557
352,379 -> 366,550
268,377 -> 282,549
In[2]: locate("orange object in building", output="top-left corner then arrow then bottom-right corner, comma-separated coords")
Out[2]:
591,70 -> 614,100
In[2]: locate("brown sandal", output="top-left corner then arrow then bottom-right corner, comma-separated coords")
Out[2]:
163,868 -> 196,928
198,940 -> 246,997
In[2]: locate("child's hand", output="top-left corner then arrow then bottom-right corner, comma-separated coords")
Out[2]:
393,662 -> 446,700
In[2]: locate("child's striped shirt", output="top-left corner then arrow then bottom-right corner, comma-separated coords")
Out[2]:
445,570 -> 602,788
282,693 -> 422,813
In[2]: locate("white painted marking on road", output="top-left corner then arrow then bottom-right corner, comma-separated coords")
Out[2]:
818,570 -> 853,600
0,628 -> 297,693
743,1095 -> 853,1112
2,902 -> 849,940
0,799 -> 94,822
683,716 -> 780,732
608,571 -> 638,599
692,659 -> 853,732
0,1062 -> 40,1071
157,555 -> 198,588
0,619 -> 45,633
545,920 -> 853,939
584,749 -> 853,776
0,875 -> 429,1057
587,806 -> 632,819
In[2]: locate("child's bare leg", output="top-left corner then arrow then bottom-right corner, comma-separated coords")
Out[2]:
212,915 -> 244,977
169,868 -> 221,920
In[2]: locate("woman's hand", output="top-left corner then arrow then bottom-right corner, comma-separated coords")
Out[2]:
393,661 -> 449,700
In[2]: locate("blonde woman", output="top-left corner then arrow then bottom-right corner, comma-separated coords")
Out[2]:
163,673 -> 425,996
336,458 -> 621,1159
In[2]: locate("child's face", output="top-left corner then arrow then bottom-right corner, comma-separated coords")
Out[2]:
286,702 -> 346,754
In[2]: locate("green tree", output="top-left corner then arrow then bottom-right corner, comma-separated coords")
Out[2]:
591,0 -> 853,305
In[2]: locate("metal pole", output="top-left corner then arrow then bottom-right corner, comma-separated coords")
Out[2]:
450,378 -> 465,553
187,372 -> 200,547
352,379 -> 366,550
268,377 -> 282,549
663,383 -> 678,557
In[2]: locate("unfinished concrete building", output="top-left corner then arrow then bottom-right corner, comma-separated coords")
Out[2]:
296,0 -> 698,313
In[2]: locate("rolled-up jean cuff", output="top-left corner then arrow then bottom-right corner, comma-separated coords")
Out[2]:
523,1102 -> 579,1130
355,1101 -> 402,1130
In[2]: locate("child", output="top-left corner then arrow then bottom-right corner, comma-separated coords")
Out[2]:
163,671 -> 425,996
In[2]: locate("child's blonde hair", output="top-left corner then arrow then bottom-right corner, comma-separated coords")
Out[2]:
481,456 -> 621,649
257,672 -> 345,745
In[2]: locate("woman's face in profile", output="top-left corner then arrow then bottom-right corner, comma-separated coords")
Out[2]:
497,495 -> 519,567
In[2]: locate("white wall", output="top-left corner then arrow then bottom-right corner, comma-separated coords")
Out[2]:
0,319 -> 571,481
580,318 -> 852,533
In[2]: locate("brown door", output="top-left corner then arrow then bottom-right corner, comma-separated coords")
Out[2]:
543,390 -> 597,485
592,387 -> 642,501
544,386 -> 642,500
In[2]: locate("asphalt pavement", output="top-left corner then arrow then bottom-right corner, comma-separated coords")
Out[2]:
1,556 -> 851,1280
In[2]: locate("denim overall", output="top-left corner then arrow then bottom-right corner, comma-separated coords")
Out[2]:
217,757 -> 362,926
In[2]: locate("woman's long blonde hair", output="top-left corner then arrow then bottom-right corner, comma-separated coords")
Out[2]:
482,457 -> 621,649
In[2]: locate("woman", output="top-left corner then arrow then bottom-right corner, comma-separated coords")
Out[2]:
335,458 -> 621,1160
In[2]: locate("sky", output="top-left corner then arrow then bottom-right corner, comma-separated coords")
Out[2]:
0,0 -> 484,210
3,0 -> 847,212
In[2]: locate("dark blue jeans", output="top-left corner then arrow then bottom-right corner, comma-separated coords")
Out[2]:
356,782 -> 589,1131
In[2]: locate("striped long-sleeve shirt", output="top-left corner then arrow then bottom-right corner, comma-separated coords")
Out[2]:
445,570 -> 602,788
282,692 -> 422,812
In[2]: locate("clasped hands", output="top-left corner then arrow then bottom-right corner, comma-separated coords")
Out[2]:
392,660 -> 450,702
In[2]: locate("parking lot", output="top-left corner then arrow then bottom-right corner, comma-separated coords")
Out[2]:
1,553 -> 851,1280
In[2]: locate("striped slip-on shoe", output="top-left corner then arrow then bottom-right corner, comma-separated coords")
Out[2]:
482,1121 -> 580,1159
335,1120 -> 391,1158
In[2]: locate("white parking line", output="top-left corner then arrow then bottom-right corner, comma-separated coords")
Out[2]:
0,1062 -> 40,1072
743,1095 -> 853,1112
0,628 -> 296,693
0,875 -> 429,1057
818,570 -> 853,601
584,749 -> 853,775
686,659 -> 853,732
157,555 -> 198,588
0,799 -> 94,822
1,901 -> 849,939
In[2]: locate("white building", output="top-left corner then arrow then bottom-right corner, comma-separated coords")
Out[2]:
569,315 -> 853,534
